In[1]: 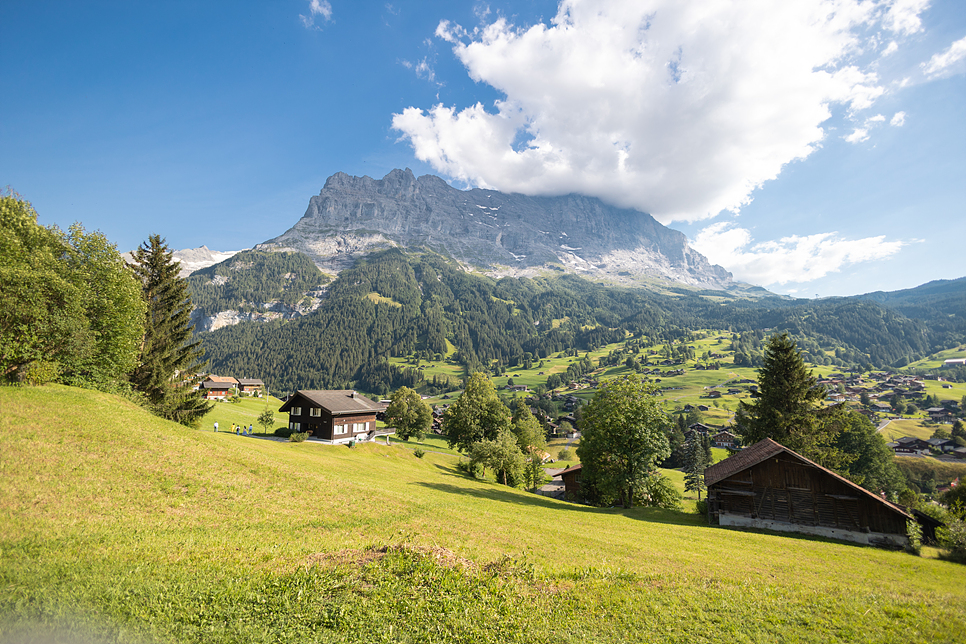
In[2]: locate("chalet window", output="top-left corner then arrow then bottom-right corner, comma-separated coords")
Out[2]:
291,407 -> 302,416
334,424 -> 345,434
352,422 -> 364,433
309,408 -> 321,417
290,422 -> 300,431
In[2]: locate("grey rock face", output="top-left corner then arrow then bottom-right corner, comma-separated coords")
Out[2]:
259,169 -> 733,289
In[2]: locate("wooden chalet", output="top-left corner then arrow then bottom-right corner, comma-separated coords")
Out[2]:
237,378 -> 264,393
558,464 -> 582,497
278,390 -> 383,444
705,438 -> 912,548
711,430 -> 739,449
203,375 -> 238,388
201,380 -> 233,400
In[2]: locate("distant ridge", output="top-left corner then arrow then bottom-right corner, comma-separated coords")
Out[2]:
258,168 -> 734,289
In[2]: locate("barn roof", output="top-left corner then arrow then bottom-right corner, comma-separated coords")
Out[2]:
279,390 -> 382,415
704,438 -> 911,520
237,378 -> 264,386
556,464 -> 582,477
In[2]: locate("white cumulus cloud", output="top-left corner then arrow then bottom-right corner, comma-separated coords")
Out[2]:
691,222 -> 904,286
393,0 -> 928,223
890,111 -> 906,126
922,35 -> 966,79
300,0 -> 333,29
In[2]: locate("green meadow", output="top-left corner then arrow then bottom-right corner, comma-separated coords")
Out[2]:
2,385 -> 965,643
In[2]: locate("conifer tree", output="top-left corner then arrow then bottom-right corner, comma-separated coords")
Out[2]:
128,234 -> 211,425
736,333 -> 826,446
683,438 -> 708,501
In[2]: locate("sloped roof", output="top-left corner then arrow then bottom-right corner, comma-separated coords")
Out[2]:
238,378 -> 264,386
204,375 -> 238,384
704,439 -> 785,486
279,390 -> 382,415
556,464 -> 582,477
201,380 -> 233,390
704,438 -> 911,520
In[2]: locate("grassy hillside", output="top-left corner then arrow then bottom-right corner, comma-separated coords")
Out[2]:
2,385 -> 966,643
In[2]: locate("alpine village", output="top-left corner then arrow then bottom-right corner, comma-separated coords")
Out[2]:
3,171 -> 966,642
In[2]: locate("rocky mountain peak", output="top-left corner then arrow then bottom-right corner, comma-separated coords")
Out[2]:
259,169 -> 733,289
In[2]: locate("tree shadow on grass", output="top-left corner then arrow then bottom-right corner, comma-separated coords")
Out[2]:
412,480 -> 709,528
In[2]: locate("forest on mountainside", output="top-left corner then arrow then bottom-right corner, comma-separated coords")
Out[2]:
187,250 -> 330,316
196,249 -> 965,396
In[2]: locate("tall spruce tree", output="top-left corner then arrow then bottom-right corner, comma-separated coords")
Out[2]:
736,332 -> 850,470
683,437 -> 708,501
736,333 -> 826,446
128,234 -> 211,425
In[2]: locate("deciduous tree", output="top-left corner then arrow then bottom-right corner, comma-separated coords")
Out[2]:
385,385 -> 432,441
468,429 -> 525,487
576,374 -> 671,508
443,372 -> 511,453
511,399 -> 548,490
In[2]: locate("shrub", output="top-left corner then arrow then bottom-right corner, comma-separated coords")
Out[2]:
413,447 -> 426,458
19,360 -> 61,386
289,432 -> 307,443
274,427 -> 293,438
906,519 -> 923,556
695,499 -> 708,517
456,458 -> 482,478
557,447 -> 572,461
938,518 -> 966,564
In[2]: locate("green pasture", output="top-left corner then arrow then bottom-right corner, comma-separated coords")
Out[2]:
2,384 -> 965,643
205,394 -> 288,434
877,418 -> 947,442
906,346 -> 966,371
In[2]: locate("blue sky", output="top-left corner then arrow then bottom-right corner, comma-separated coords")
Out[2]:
2,0 -> 963,297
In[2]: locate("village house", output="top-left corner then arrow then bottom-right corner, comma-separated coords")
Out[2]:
705,438 -> 912,548
237,378 -> 264,394
557,464 -> 582,497
887,436 -> 930,455
278,390 -> 384,444
201,380 -> 233,400
711,430 -> 739,449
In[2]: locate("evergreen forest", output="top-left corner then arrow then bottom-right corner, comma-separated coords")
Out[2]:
196,248 -> 966,396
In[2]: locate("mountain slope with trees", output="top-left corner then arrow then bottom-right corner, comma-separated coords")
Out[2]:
197,248 -> 964,396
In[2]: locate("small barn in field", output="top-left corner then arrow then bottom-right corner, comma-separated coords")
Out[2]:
278,390 -> 384,444
705,438 -> 911,548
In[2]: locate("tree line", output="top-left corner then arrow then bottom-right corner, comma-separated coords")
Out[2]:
1,193 -> 210,425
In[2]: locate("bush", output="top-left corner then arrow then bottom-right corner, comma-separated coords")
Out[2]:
938,518 -> 966,564
19,360 -> 61,386
413,447 -> 426,458
906,519 -> 923,556
557,447 -> 572,461
695,499 -> 708,517
289,432 -> 307,443
274,427 -> 294,438
456,458 -> 482,478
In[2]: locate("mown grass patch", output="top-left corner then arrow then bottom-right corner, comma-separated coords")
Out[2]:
2,385 -> 965,643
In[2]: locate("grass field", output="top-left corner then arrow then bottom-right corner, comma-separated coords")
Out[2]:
2,385 -> 965,643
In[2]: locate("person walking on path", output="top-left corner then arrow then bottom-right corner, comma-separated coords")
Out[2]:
248,424 -> 253,436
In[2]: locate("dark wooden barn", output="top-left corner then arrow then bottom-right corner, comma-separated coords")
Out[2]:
278,390 -> 383,444
557,464 -> 582,497
705,438 -> 912,548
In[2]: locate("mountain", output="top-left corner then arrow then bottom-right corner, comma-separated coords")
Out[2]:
186,249 -> 331,332
257,168 -> 733,289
